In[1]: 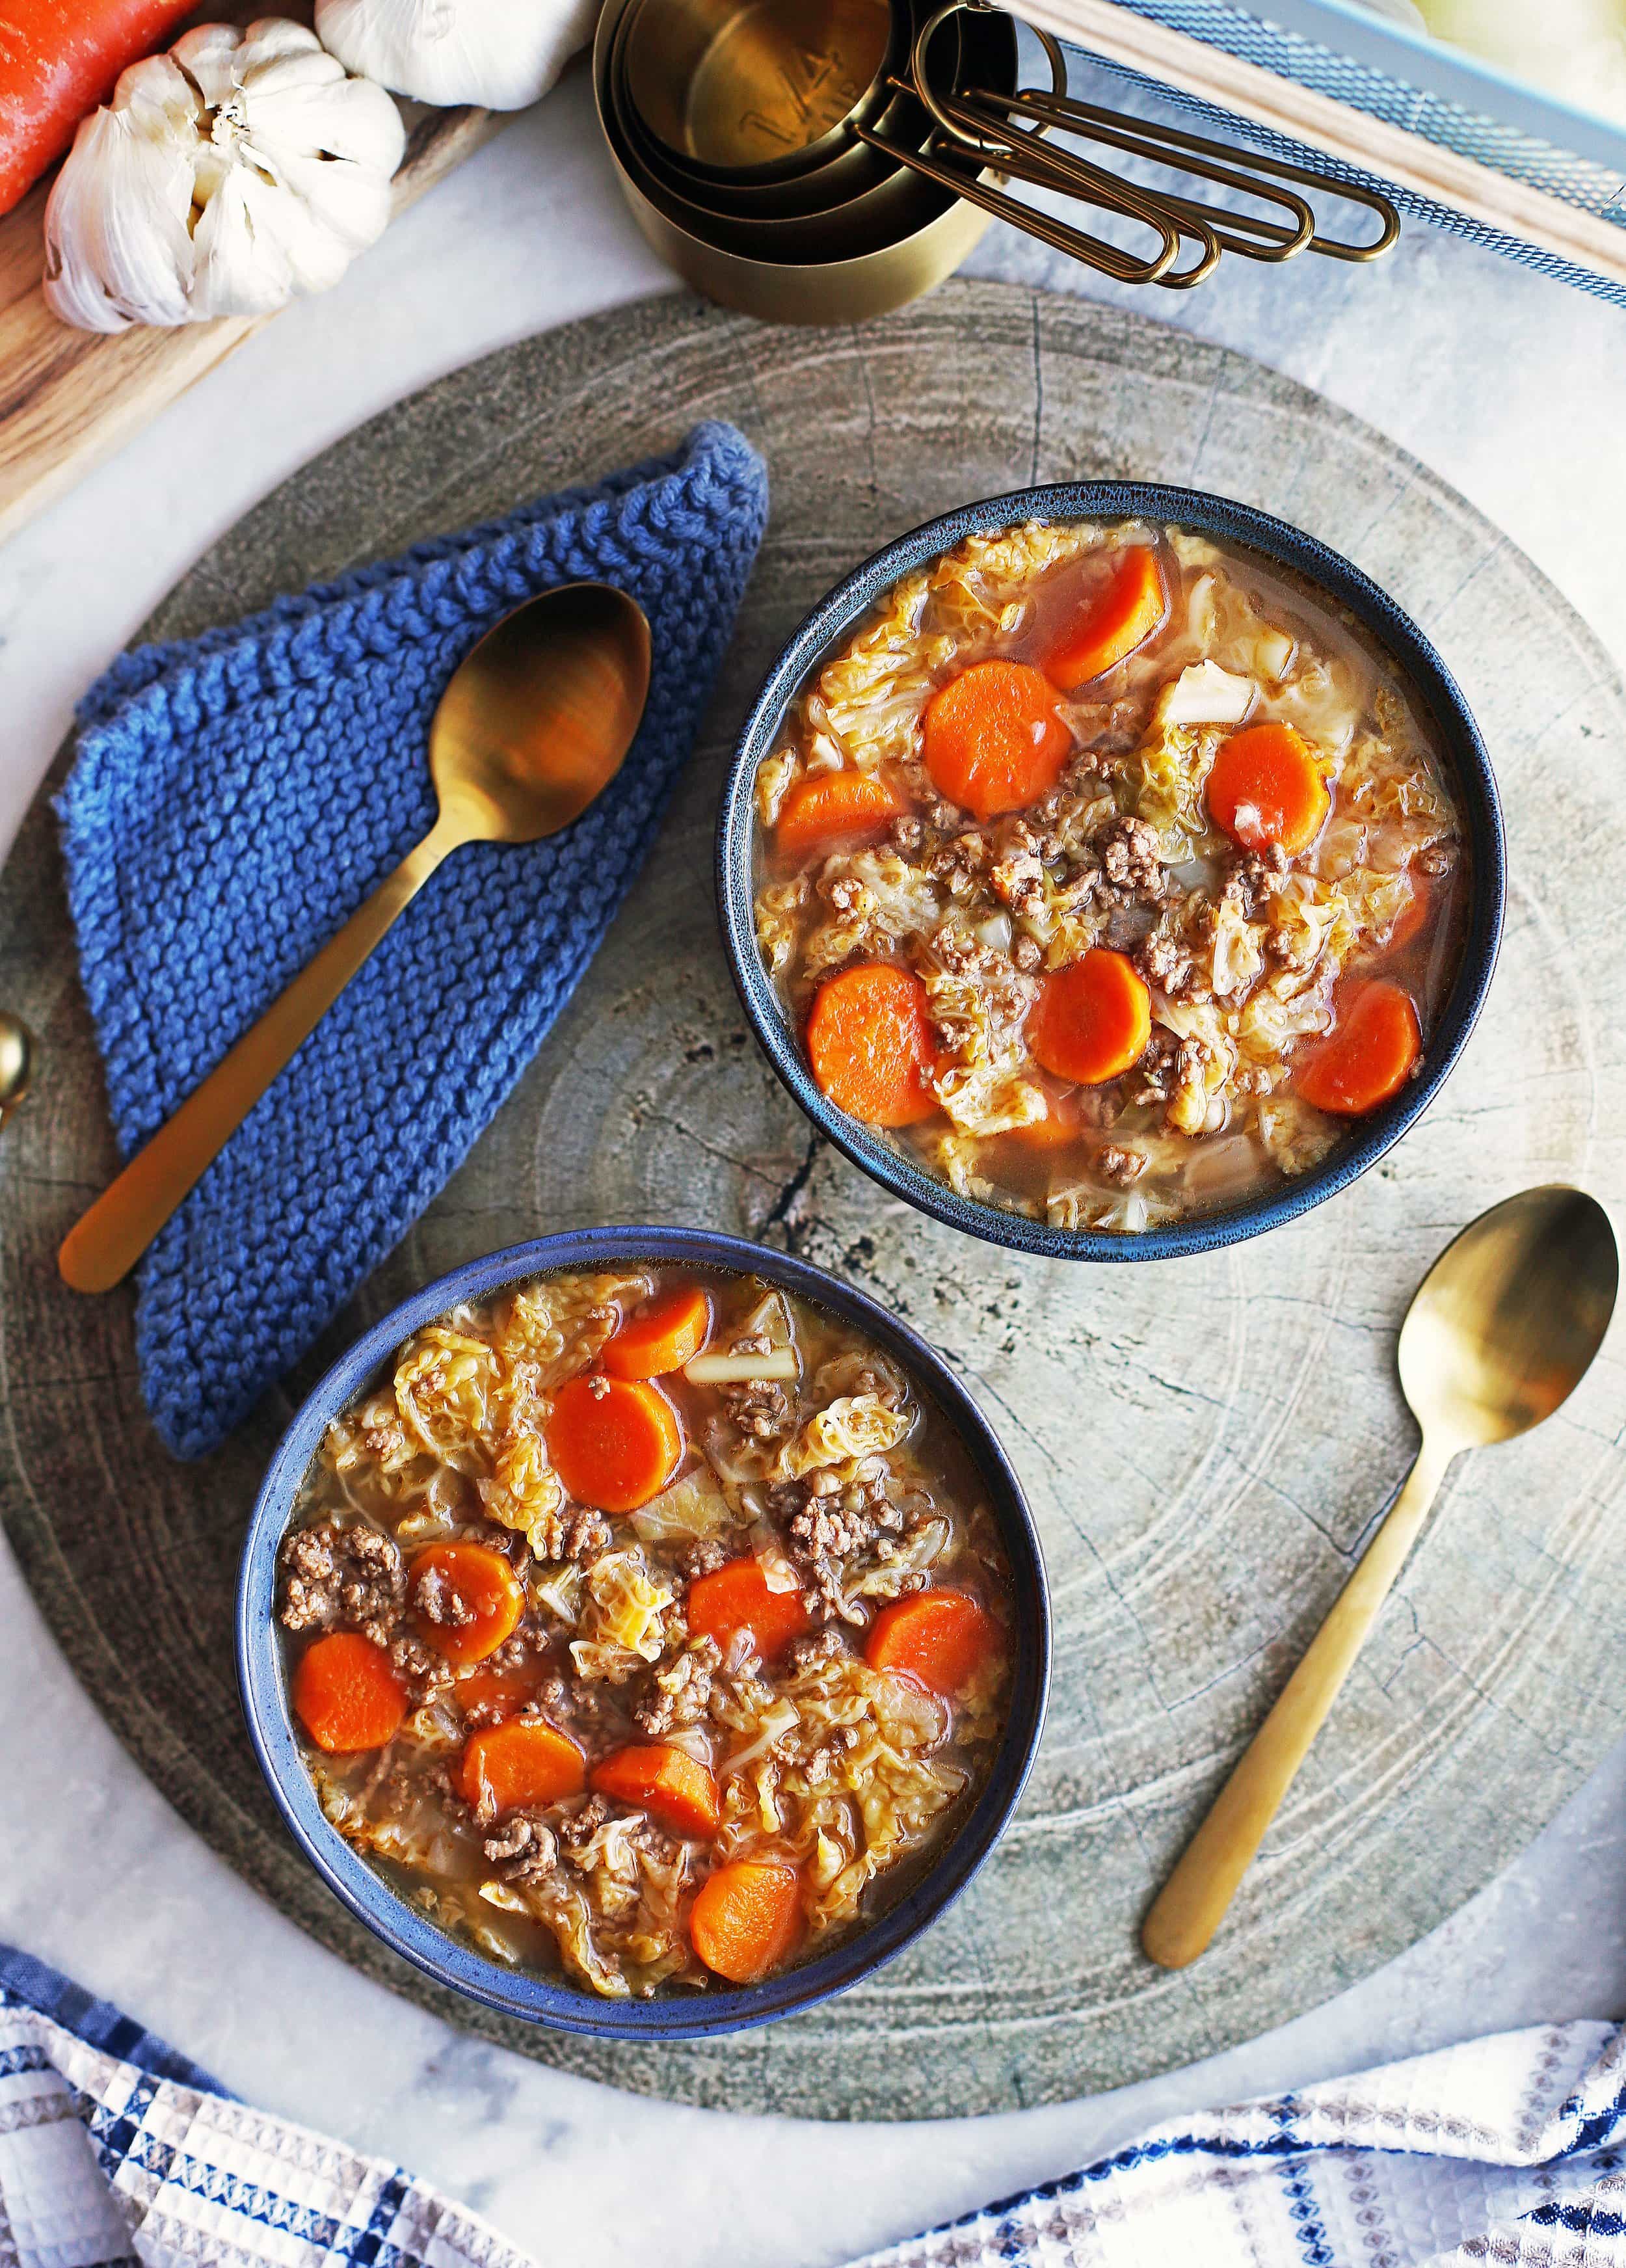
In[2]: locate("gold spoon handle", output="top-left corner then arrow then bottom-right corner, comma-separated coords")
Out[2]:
58,816 -> 467,1295
1141,1434 -> 1456,1969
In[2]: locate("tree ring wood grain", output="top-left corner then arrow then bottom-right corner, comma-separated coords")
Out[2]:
2,282 -> 1623,2120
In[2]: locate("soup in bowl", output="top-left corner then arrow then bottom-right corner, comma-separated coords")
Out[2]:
719,485 -> 1504,1259
238,1229 -> 1048,2036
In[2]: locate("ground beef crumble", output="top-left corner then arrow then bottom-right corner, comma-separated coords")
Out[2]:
278,1520 -> 403,1648
483,1813 -> 557,1884
633,1635 -> 719,1736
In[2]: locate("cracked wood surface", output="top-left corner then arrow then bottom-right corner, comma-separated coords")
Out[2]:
1,282 -> 1623,2119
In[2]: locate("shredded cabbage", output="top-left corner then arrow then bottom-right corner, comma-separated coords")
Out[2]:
779,1394 -> 912,1479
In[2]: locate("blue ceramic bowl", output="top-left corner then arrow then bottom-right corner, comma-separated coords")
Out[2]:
237,1226 -> 1050,2040
717,481 -> 1506,1262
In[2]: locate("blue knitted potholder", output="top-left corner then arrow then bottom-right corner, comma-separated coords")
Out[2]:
60,421 -> 769,1460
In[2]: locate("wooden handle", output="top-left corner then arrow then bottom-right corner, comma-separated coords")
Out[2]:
57,817 -> 464,1294
1141,1434 -> 1456,1969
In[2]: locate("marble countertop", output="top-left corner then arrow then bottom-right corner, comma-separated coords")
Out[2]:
3,50 -> 1625,2268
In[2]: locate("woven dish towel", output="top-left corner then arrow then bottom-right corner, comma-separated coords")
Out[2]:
8,1939 -> 1626,2268
0,1942 -> 540,2267
855,2018 -> 1626,2268
59,421 -> 769,1460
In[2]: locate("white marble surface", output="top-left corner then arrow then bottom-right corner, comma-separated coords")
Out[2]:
3,50 -> 1626,2268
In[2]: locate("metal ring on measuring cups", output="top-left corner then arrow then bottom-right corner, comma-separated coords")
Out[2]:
909,0 -> 1067,161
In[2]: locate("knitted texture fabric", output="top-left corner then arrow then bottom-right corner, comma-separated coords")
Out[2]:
59,421 -> 769,1460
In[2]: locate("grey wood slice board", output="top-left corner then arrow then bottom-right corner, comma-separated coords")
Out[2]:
3,280 -> 1623,2122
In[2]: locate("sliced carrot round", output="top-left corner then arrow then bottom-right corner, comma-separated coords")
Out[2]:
806,963 -> 940,1128
686,1555 -> 810,1665
690,1859 -> 803,1983
456,1716 -> 586,1816
1205,721 -> 1329,856
1046,545 -> 1167,692
291,1631 -> 407,1754
409,1541 -> 524,1668
922,659 -> 1071,820
1296,979 -> 1421,1117
546,1376 -> 684,1513
775,770 -> 903,858
589,1744 -> 721,1839
600,1284 -> 713,1380
1028,950 -> 1151,1086
866,1589 -> 1001,1696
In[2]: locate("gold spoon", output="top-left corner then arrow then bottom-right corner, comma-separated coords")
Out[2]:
1142,1182 -> 1619,1970
59,583 -> 652,1295
0,1011 -> 34,1130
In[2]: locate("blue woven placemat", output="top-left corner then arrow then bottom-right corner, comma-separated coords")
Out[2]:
59,420 -> 769,1460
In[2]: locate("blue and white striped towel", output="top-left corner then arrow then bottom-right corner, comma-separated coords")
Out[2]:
0,1945 -> 536,2267
8,1940 -> 1626,2267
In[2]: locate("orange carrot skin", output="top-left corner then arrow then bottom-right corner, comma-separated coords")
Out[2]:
600,1285 -> 712,1380
456,1718 -> 586,1815
690,1859 -> 803,1982
775,771 -> 903,858
806,963 -> 940,1128
1206,721 -> 1329,856
1046,546 -> 1167,692
292,1631 -> 408,1754
1028,950 -> 1151,1086
409,1541 -> 524,1668
687,1556 -> 810,1664
589,1744 -> 721,1839
866,1590 -> 1000,1696
1296,980 -> 1420,1116
0,0 -> 199,215
546,1376 -> 684,1513
922,660 -> 1072,820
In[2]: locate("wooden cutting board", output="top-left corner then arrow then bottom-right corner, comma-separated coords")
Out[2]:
3,282 -> 1624,2120
0,1 -> 503,545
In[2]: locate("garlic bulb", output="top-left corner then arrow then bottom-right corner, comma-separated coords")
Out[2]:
44,20 -> 406,333
314,0 -> 597,111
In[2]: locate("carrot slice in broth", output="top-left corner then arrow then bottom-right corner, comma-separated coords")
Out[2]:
691,1860 -> 803,1982
457,1718 -> 586,1816
1205,721 -> 1329,856
546,1376 -> 684,1512
600,1284 -> 712,1380
775,771 -> 903,857
1046,546 -> 1167,692
806,963 -> 940,1127
866,1590 -> 1000,1696
1296,980 -> 1420,1116
687,1556 -> 810,1664
922,659 -> 1072,820
589,1744 -> 721,1839
292,1631 -> 407,1754
410,1541 -> 524,1668
1028,950 -> 1151,1086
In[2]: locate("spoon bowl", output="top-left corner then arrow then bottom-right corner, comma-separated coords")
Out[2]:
60,583 -> 652,1295
0,1011 -> 33,1126
433,583 -> 652,842
1398,1184 -> 1618,1448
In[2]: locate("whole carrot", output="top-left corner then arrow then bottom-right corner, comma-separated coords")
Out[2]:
0,1 -> 200,215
